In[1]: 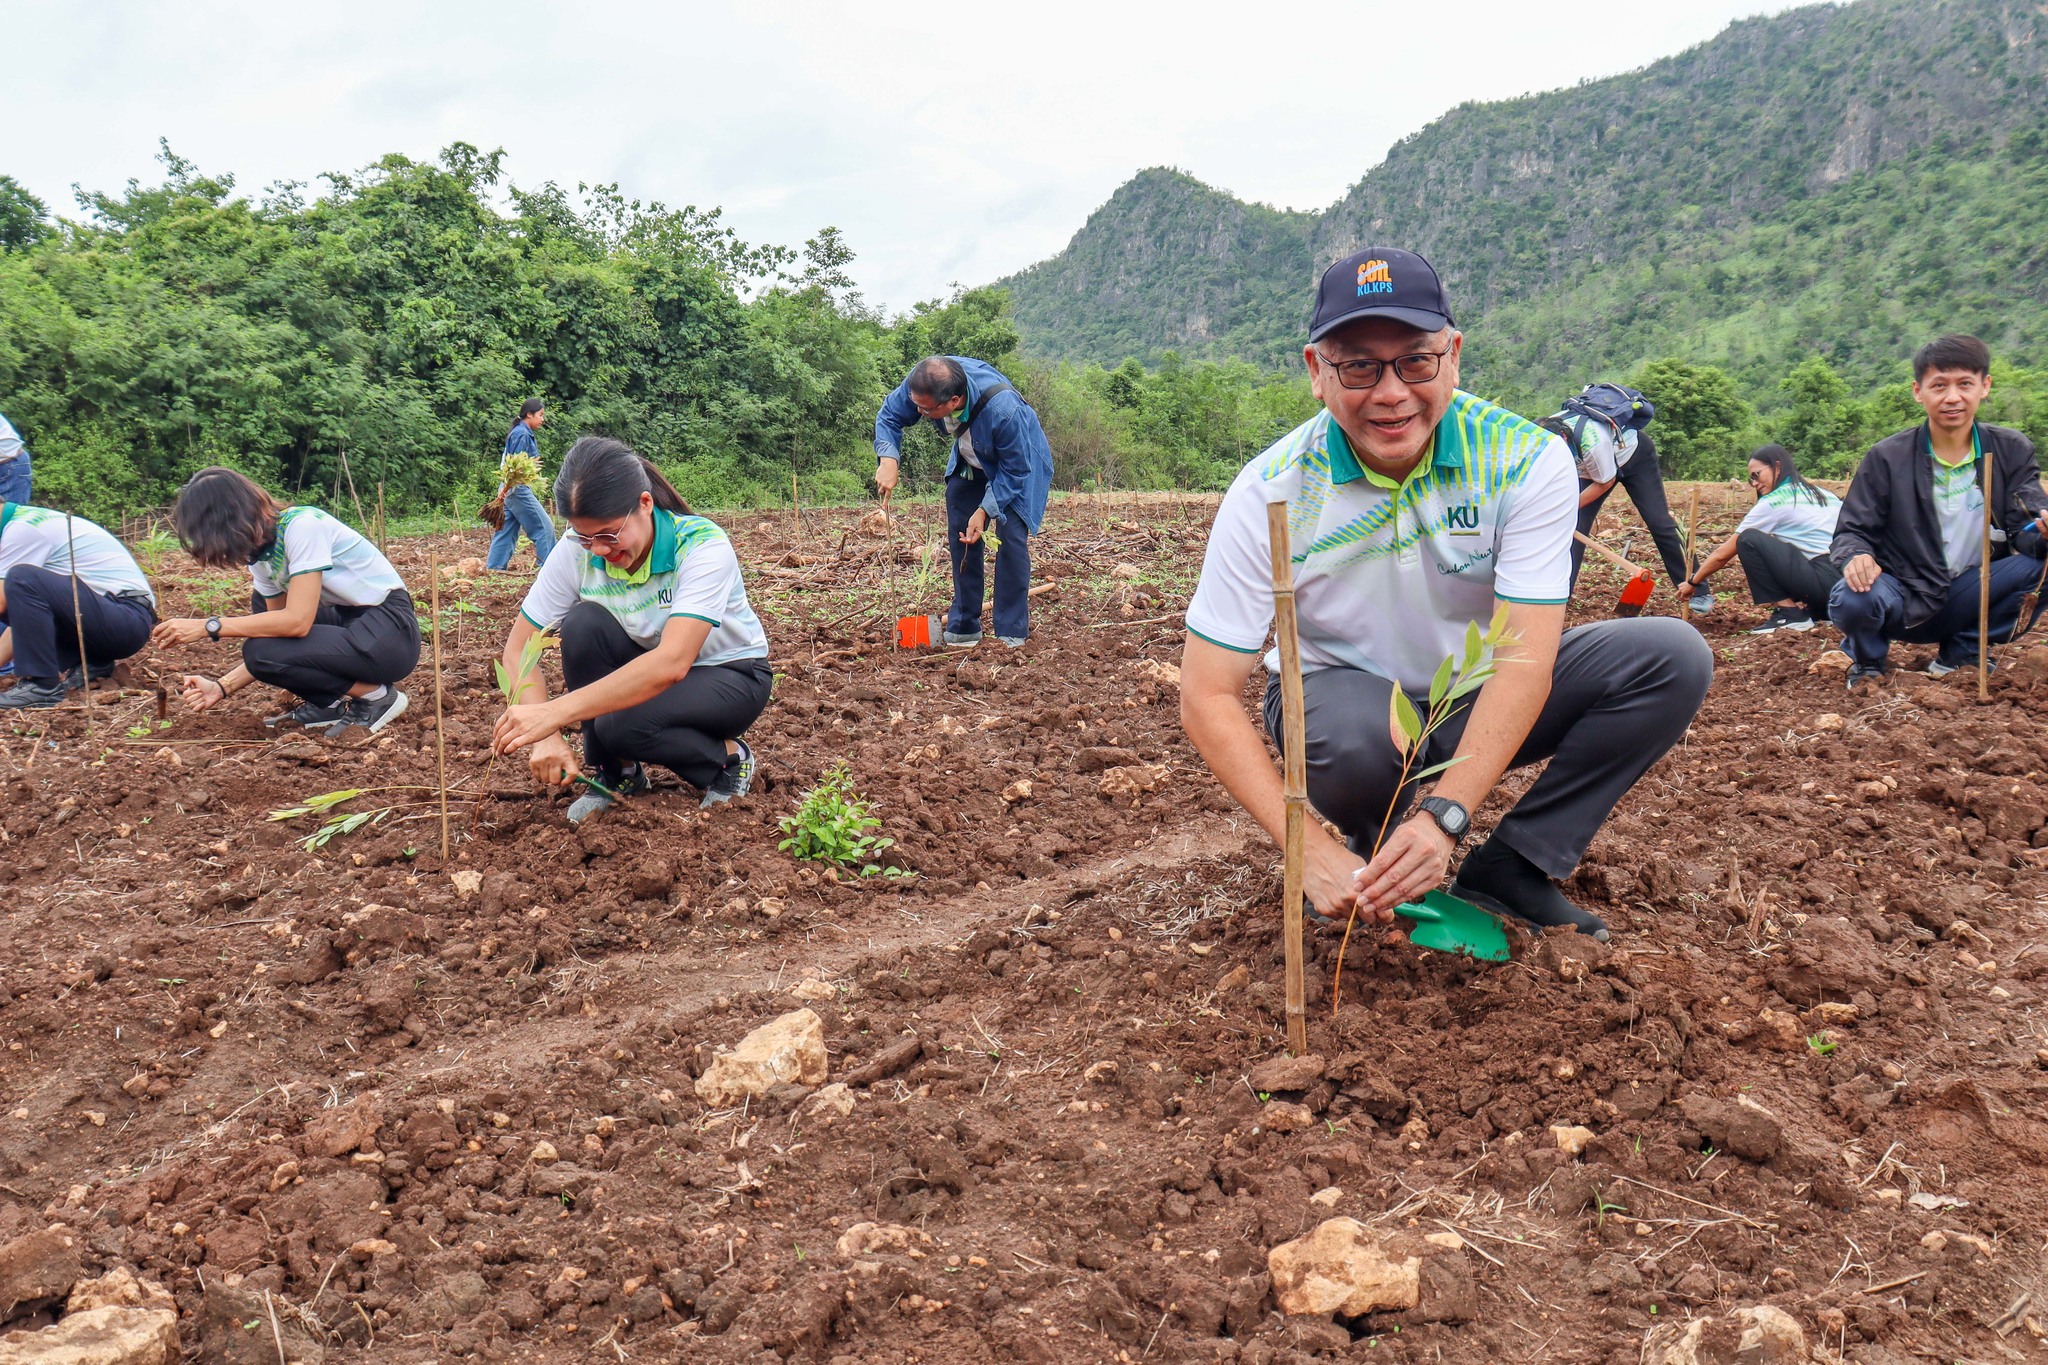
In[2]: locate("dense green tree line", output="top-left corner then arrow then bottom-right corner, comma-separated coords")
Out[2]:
3,144 -> 2043,534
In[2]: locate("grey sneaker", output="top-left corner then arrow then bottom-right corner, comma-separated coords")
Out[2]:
0,677 -> 68,710
1749,607 -> 1815,635
1924,655 -> 1989,678
567,763 -> 651,824
337,688 -> 409,735
267,698 -> 349,729
998,636 -> 1027,648
1688,591 -> 1715,616
700,741 -> 757,809
942,630 -> 982,647
1846,662 -> 1891,691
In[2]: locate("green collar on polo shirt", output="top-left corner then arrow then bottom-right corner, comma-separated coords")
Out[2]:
595,507 -> 681,584
1919,422 -> 1982,470
1326,415 -> 1462,489
0,503 -> 14,537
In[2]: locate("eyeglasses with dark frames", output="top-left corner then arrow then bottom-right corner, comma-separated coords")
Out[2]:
1313,347 -> 1452,391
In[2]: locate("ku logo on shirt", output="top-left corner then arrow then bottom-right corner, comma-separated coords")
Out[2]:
1446,503 -> 1482,535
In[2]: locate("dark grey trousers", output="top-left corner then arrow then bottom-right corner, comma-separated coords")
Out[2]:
1263,617 -> 1713,878
242,588 -> 420,707
559,601 -> 772,789
1736,529 -> 1840,614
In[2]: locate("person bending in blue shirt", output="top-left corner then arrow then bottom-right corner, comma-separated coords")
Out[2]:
485,398 -> 558,572
874,357 -> 1053,647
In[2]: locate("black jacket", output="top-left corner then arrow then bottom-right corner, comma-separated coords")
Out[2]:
1831,422 -> 2047,628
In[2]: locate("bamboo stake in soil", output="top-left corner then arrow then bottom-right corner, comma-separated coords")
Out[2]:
64,515 -> 91,699
1266,500 -> 1309,1055
431,554 -> 450,857
1980,453 -> 1994,703
1680,486 -> 1702,623
374,481 -> 386,553
792,472 -> 801,537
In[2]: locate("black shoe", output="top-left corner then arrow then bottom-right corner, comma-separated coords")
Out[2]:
0,677 -> 68,710
267,698 -> 349,729
1749,607 -> 1814,635
60,662 -> 119,689
1845,662 -> 1891,692
337,688 -> 409,735
701,740 -> 757,808
1449,839 -> 1610,942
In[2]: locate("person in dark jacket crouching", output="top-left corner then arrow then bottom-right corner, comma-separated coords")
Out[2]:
156,468 -> 419,732
1829,335 -> 2048,689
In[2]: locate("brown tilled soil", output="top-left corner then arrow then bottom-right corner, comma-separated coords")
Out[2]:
3,489 -> 2047,1364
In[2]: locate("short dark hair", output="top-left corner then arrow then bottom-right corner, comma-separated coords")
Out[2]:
519,397 -> 546,419
554,436 -> 692,520
1912,335 -> 1990,382
907,357 -> 967,405
171,467 -> 285,569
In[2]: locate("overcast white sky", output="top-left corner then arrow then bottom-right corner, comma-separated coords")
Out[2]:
4,0 -> 1801,313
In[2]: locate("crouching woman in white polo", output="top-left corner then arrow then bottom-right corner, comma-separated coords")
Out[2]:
490,437 -> 772,822
156,468 -> 418,732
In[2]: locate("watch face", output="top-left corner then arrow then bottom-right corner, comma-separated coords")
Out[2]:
1428,799 -> 1468,836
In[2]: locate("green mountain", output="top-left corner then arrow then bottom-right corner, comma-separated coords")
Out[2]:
1001,0 -> 2048,401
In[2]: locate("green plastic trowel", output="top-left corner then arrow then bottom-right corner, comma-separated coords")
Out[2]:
1392,891 -> 1511,962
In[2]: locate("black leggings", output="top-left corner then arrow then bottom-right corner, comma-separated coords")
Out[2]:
559,601 -> 772,789
1572,445 -> 1694,589
1,564 -> 154,680
242,588 -> 421,707
1735,530 -> 1841,615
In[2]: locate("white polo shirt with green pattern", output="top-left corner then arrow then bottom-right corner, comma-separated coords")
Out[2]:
1186,392 -> 1577,693
520,509 -> 768,666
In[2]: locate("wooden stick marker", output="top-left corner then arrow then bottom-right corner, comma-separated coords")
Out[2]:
1266,500 -> 1310,1056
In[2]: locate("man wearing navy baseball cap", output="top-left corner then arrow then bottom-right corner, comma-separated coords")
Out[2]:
1179,247 -> 1713,943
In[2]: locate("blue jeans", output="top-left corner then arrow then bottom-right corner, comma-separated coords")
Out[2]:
945,468 -> 1031,640
486,483 -> 556,569
0,452 -> 30,507
1828,553 -> 2048,668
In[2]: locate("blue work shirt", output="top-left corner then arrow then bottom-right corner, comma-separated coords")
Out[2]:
874,357 -> 1053,534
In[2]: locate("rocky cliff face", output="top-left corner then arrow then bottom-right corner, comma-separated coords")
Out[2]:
1002,0 -> 2048,368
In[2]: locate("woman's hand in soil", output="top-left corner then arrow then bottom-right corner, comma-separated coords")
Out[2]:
1354,815 -> 1455,916
152,618 -> 208,648
493,700 -> 565,756
1306,834 -> 1384,925
528,735 -> 580,788
177,675 -> 226,712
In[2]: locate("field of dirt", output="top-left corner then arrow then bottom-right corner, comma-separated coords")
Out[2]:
3,487 -> 2047,1365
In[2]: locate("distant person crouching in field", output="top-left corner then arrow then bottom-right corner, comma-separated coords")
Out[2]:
0,503 -> 156,709
1678,444 -> 1844,634
874,356 -> 1052,647
1180,247 -> 1712,943
155,468 -> 419,733
485,397 -> 557,572
1829,335 -> 2048,690
490,437 -> 771,823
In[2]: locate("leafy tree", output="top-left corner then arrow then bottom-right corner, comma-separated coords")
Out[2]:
1775,357 -> 1864,477
1631,357 -> 1753,479
0,176 -> 50,253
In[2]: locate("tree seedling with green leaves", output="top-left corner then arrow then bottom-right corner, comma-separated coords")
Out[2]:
777,761 -> 911,877
479,627 -> 555,828
269,788 -> 393,851
1331,605 -> 1521,1015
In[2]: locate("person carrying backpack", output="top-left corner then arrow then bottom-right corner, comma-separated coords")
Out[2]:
1542,383 -> 1703,611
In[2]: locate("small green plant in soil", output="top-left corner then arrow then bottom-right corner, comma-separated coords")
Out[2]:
1331,604 -> 1522,1013
778,761 -> 910,876
268,788 -> 393,851
478,628 -> 552,830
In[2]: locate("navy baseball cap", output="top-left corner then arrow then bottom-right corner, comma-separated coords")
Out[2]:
1309,247 -> 1456,342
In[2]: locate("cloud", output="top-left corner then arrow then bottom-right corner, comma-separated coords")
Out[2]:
1,0 -> 1801,312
